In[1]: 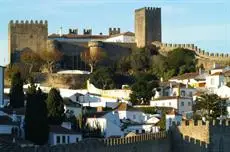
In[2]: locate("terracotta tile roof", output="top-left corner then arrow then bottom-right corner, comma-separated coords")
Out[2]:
108,31 -> 135,38
0,116 -> 19,126
211,72 -> 223,76
152,96 -> 192,101
49,125 -> 81,135
170,72 -> 199,80
116,103 -> 141,112
48,34 -> 109,39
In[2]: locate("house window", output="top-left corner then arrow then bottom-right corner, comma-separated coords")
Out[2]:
56,136 -> 60,144
162,103 -> 165,106
169,102 -> 171,106
62,136 -> 66,144
189,92 -> 193,97
135,130 -> 139,134
76,137 -> 79,142
181,102 -> 184,106
188,102 -> 191,106
181,90 -> 185,97
67,136 -> 70,143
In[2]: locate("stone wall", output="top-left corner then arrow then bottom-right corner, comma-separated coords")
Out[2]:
170,120 -> 230,152
135,7 -> 161,48
159,42 -> 230,60
8,20 -> 48,63
19,132 -> 171,152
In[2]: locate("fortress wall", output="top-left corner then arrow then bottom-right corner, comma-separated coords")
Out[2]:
171,120 -> 230,152
160,42 -> 230,61
20,132 -> 171,152
9,20 -> 48,63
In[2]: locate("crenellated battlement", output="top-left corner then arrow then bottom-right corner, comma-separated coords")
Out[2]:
109,27 -> 121,36
9,20 -> 48,26
159,42 -> 230,59
103,132 -> 167,146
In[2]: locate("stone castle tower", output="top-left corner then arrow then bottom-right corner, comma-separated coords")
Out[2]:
8,20 -> 48,63
135,7 -> 161,48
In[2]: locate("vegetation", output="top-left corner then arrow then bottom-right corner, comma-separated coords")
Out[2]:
9,72 -> 25,108
151,48 -> 196,80
130,73 -> 159,105
81,48 -> 107,73
24,81 -> 49,145
193,93 -> 227,120
39,50 -> 63,73
20,50 -> 42,73
158,112 -> 166,131
46,88 -> 65,125
90,67 -> 116,89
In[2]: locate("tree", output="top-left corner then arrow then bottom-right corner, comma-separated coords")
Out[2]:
9,72 -> 24,108
20,50 -> 41,73
167,48 -> 197,75
193,94 -> 227,120
130,48 -> 151,73
81,48 -> 107,73
40,50 -> 62,73
90,67 -> 115,89
158,112 -> 166,131
46,88 -> 65,125
130,74 -> 158,105
24,81 -> 49,145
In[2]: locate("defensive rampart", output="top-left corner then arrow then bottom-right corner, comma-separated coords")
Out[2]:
19,132 -> 171,152
170,120 -> 230,152
159,42 -> 230,61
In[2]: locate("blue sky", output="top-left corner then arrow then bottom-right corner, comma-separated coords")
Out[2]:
0,0 -> 230,66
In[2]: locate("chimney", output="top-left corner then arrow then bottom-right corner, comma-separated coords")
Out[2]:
97,106 -> 103,112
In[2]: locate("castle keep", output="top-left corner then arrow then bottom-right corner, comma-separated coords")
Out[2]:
135,7 -> 162,48
8,20 -> 48,62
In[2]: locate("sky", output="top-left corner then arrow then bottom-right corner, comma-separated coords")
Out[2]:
0,0 -> 230,66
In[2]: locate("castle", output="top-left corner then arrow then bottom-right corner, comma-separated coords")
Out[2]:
9,120 -> 230,152
8,7 -> 230,68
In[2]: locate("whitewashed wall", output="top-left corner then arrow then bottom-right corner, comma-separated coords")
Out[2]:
0,67 -> 4,107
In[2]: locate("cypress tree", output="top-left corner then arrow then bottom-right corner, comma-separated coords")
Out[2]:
9,72 -> 24,108
47,88 -> 65,125
24,82 -> 49,145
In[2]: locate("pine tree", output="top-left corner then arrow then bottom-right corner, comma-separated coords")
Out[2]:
9,72 -> 25,108
47,88 -> 65,125
24,81 -> 49,145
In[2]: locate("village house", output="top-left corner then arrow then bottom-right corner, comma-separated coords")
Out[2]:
49,125 -> 82,145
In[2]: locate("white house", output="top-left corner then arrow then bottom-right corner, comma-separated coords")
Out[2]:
206,72 -> 225,93
216,85 -> 230,98
156,82 -> 196,98
116,103 -> 148,124
150,96 -> 193,115
0,115 -> 20,135
0,66 -> 4,107
63,98 -> 82,118
104,32 -> 135,43
165,110 -> 182,131
86,111 -> 124,138
49,125 -> 82,145
124,124 -> 159,134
